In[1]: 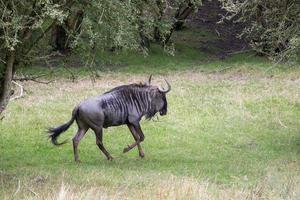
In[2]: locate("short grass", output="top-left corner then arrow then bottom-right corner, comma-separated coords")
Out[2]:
2,28 -> 300,199
2,62 -> 300,199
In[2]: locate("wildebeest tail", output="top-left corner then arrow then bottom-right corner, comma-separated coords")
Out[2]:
48,107 -> 79,145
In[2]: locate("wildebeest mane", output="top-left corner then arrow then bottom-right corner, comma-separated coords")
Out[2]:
104,83 -> 148,94
103,83 -> 157,120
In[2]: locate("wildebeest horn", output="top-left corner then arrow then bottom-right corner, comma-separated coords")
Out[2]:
147,75 -> 152,85
158,79 -> 171,93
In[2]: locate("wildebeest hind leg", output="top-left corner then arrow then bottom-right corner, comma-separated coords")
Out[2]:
94,128 -> 113,161
73,128 -> 88,162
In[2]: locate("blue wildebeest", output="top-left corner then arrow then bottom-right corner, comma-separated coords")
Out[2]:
48,76 -> 171,162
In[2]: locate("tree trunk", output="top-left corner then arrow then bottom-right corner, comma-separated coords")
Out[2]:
51,24 -> 69,53
0,50 -> 15,114
50,10 -> 84,54
173,5 -> 194,31
164,2 -> 195,44
154,0 -> 165,42
138,9 -> 150,49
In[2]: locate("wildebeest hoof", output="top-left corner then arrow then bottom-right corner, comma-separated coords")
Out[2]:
107,156 -> 113,161
123,146 -> 131,153
139,152 -> 145,158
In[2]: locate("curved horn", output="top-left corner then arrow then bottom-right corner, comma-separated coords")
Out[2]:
147,74 -> 152,85
158,79 -> 171,93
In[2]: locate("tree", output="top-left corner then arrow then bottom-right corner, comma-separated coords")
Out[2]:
153,0 -> 202,44
0,0 -> 73,114
50,10 -> 84,54
0,0 -> 144,115
219,0 -> 300,61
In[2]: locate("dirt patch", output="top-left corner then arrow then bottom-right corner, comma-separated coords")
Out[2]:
186,0 -> 248,58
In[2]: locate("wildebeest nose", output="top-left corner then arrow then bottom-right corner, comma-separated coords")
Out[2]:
160,111 -> 167,115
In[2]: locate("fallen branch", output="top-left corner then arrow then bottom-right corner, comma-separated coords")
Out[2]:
10,81 -> 25,101
0,57 -> 6,64
26,187 -> 38,196
31,51 -> 64,61
277,118 -> 288,129
13,179 -> 21,198
26,79 -> 53,84
226,49 -> 252,55
215,29 -> 221,37
13,74 -> 53,84
207,66 -> 235,74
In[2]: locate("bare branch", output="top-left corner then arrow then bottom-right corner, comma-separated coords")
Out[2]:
29,51 -> 64,61
24,20 -> 57,56
10,81 -> 24,101
26,187 -> 38,196
12,179 -> 21,197
0,57 -> 6,64
13,74 -> 53,84
62,65 -> 77,82
14,74 -> 47,81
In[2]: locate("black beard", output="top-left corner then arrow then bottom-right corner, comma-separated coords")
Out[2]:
145,107 -> 157,120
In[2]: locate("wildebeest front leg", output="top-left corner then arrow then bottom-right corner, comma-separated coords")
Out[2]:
94,129 -> 113,161
135,124 -> 145,158
123,123 -> 145,158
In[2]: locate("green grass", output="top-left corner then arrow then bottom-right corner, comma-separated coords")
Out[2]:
1,28 -> 300,199
20,43 -> 210,77
2,65 -> 300,199
19,42 -> 297,80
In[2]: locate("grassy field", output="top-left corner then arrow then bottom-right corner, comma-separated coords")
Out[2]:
1,30 -> 300,199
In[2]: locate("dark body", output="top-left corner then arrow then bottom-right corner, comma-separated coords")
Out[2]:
48,76 -> 170,162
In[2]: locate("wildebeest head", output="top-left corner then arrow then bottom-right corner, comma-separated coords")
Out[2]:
146,75 -> 171,117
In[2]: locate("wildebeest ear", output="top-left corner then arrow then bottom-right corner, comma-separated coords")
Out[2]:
147,74 -> 153,85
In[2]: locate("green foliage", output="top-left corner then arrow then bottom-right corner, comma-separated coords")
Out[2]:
219,0 -> 300,62
0,1 -> 67,51
0,0 -> 203,63
76,1 -> 140,53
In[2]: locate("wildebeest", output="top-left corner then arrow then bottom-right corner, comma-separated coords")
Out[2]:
48,75 -> 171,162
